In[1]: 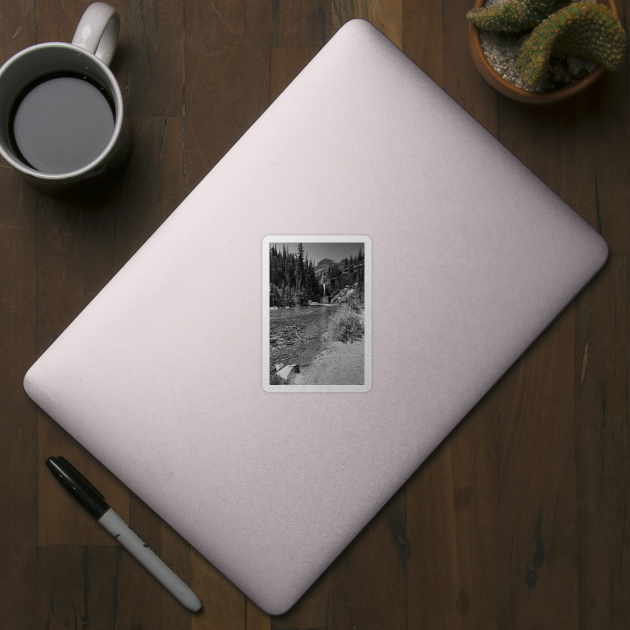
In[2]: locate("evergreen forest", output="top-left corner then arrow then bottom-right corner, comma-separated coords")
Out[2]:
269,243 -> 365,307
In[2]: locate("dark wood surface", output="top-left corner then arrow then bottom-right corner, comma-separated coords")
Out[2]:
1,0 -> 628,628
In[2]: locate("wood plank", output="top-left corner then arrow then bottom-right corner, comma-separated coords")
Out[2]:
112,116 -> 185,270
34,186 -> 121,355
331,486 -> 407,630
126,0 -> 183,117
583,72 -> 630,254
270,47 -> 321,103
188,548 -> 270,630
496,97 -> 597,224
494,64 -> 629,257
110,494 -> 192,629
36,545 -> 118,630
37,416 -> 129,546
402,0 -> 444,88
443,0 -> 497,131
0,133 -> 38,630
492,41 -> 626,628
159,117 -> 187,220
0,0 -> 36,56
247,599 -> 272,630
271,0 -> 332,46
36,0 -> 124,45
0,6 -> 39,629
575,256 -> 630,629
407,391 -> 499,629
331,0 -> 402,48
35,0 -> 127,94
271,573 -> 332,629
184,0 -> 272,192
190,548 -> 247,630
497,305 -> 578,628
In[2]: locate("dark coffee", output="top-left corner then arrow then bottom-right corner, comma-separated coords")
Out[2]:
10,73 -> 115,174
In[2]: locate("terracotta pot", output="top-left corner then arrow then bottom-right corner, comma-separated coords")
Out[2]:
468,0 -> 619,103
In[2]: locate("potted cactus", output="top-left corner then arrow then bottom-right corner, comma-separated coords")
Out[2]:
467,0 -> 627,103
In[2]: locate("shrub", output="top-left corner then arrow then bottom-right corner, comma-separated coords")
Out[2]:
346,293 -> 363,312
328,306 -> 364,343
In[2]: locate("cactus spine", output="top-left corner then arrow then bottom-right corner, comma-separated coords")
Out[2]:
516,1 -> 627,85
467,0 -> 568,33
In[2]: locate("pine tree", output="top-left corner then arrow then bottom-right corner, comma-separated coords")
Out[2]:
296,243 -> 305,290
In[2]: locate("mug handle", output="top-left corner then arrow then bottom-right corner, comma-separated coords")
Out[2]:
71,2 -> 120,67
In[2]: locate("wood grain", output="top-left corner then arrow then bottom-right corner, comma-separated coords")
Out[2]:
443,0 -> 497,131
583,72 -> 630,254
271,0 -> 332,46
331,486 -> 408,630
497,305 -> 579,629
125,0 -> 184,117
184,0 -> 271,191
0,5 -> 38,629
407,392 -> 499,629
114,495 -> 192,629
270,47 -> 322,103
332,0 -> 403,48
36,545 -> 119,630
576,256 -> 630,629
190,549 -> 247,630
0,153 -> 38,630
403,0 -> 444,88
37,416 -> 129,546
1,0 -> 629,627
112,116 -> 185,270
495,69 -> 630,258
271,573 -> 332,629
35,0 -> 127,96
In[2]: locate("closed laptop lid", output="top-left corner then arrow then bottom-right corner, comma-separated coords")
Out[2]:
24,19 -> 607,614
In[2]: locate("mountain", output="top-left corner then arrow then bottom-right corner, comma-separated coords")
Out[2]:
315,256 -> 364,301
314,258 -> 336,273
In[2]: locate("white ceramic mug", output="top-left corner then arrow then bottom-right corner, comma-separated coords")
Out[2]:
0,2 -> 131,197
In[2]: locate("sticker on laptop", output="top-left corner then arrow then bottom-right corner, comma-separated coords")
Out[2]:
263,235 -> 372,393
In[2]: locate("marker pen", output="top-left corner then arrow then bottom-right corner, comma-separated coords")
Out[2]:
46,456 -> 202,613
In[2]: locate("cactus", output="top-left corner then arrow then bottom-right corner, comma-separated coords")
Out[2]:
467,0 -> 568,33
516,1 -> 627,85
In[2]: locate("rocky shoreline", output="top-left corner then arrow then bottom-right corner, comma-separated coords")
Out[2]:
269,305 -> 340,375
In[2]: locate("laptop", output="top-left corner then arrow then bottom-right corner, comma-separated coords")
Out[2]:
23,19 -> 608,614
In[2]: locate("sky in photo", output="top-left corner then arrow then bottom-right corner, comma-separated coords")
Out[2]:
271,242 -> 364,265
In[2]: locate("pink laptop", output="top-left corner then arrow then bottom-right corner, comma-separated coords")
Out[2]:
24,19 -> 607,613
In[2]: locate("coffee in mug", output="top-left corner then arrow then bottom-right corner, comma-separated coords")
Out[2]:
11,72 -> 116,174
0,2 -> 131,197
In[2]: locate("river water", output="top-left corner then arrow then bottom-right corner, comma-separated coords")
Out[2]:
269,304 -> 340,370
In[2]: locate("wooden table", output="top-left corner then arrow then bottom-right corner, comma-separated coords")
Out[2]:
1,1 -> 628,628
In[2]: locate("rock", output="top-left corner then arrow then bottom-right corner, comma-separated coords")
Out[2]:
274,363 -> 284,372
276,364 -> 299,383
332,286 -> 353,304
